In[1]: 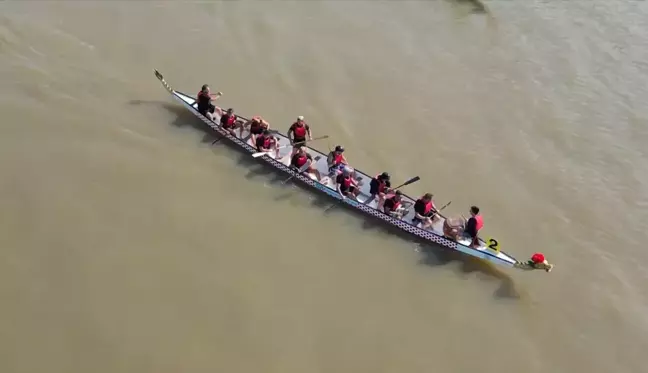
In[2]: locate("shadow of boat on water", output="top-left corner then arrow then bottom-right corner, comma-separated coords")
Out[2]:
129,98 -> 521,300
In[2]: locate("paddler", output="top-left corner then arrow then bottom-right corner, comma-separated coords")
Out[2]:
462,206 -> 483,248
287,116 -> 312,157
255,129 -> 279,158
327,145 -> 349,175
412,193 -> 437,229
243,116 -> 270,143
219,108 -> 240,136
290,147 -> 322,181
365,172 -> 391,208
383,190 -> 406,218
196,84 -> 222,121
336,166 -> 360,201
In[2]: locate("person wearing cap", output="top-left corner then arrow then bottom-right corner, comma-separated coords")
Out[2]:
335,166 -> 360,200
327,145 -> 349,175
383,190 -> 406,218
242,115 -> 269,143
219,108 -> 241,136
365,172 -> 392,208
196,84 -> 222,121
287,116 -> 312,157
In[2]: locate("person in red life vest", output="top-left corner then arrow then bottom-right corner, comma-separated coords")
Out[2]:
336,166 -> 360,200
290,147 -> 322,181
219,108 -> 240,136
365,172 -> 392,208
196,84 -> 222,121
412,193 -> 438,229
287,116 -> 312,157
255,129 -> 279,158
327,145 -> 350,174
242,116 -> 270,143
462,206 -> 483,248
383,190 -> 406,218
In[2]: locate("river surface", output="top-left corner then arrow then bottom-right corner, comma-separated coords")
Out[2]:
1,1 -> 647,372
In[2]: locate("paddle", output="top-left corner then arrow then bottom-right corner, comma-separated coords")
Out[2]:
282,156 -> 321,185
252,135 -> 329,158
391,176 -> 421,191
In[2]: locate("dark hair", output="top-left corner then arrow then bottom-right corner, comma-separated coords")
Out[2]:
470,206 -> 480,214
201,84 -> 209,91
423,193 -> 433,200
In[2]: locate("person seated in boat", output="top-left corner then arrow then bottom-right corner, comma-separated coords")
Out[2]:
327,145 -> 349,175
412,193 -> 438,229
196,84 -> 222,121
243,116 -> 269,142
219,108 -> 240,136
287,116 -> 312,157
365,172 -> 391,208
462,206 -> 483,248
290,147 -> 322,181
336,166 -> 360,201
255,129 -> 279,158
383,190 -> 406,219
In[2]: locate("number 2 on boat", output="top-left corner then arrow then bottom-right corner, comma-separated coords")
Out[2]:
486,238 -> 500,253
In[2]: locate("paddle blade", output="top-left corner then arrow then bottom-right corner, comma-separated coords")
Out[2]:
252,151 -> 268,158
403,176 -> 421,186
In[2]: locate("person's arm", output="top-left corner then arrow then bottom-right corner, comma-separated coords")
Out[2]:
306,124 -> 313,140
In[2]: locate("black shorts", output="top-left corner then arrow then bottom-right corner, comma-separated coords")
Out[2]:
341,185 -> 357,195
293,138 -> 306,147
251,126 -> 263,135
198,103 -> 215,116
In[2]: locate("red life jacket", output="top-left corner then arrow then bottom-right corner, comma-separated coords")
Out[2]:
419,197 -> 433,215
332,152 -> 344,165
222,114 -> 236,129
257,135 -> 273,150
293,154 -> 309,168
386,197 -> 401,210
374,174 -> 388,194
341,175 -> 352,188
475,215 -> 484,231
293,123 -> 307,138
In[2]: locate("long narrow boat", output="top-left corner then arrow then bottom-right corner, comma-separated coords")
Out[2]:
153,70 -> 553,272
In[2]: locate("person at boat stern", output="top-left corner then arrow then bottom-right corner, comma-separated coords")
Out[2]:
220,108 -> 240,136
196,84 -> 222,121
336,166 -> 360,201
291,147 -> 322,181
287,116 -> 312,157
412,193 -> 437,229
365,172 -> 391,208
462,206 -> 483,248
383,190 -> 406,219
255,129 -> 279,158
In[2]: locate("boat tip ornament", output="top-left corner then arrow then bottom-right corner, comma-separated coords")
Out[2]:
514,252 -> 554,273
